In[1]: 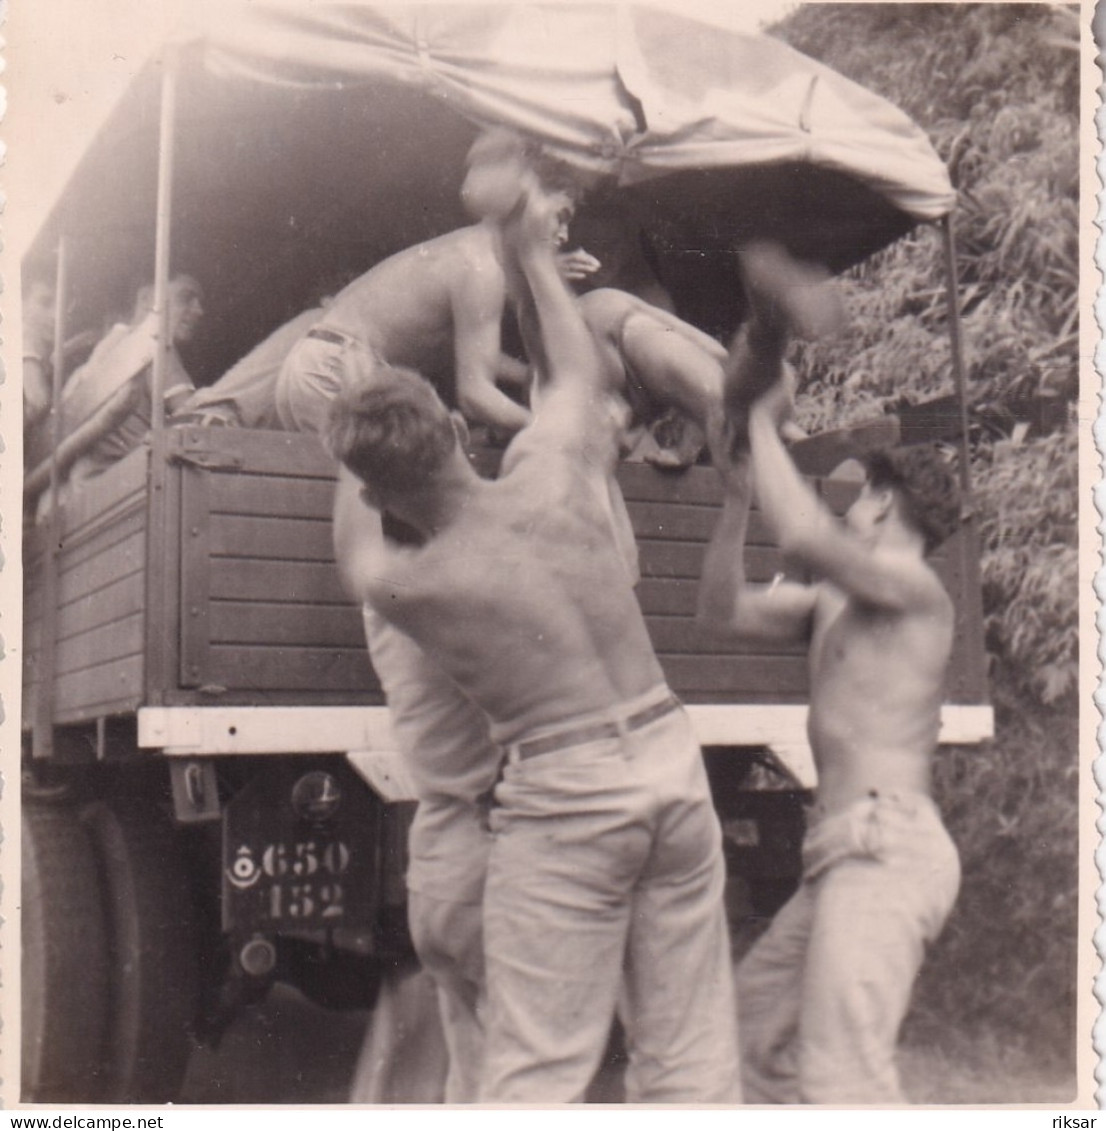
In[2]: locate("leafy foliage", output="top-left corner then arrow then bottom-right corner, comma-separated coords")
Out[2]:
905,689 -> 1079,1070
769,2 -> 1082,1073
774,2 -> 1080,707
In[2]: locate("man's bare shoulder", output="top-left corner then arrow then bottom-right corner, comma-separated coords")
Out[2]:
499,419 -> 593,486
340,225 -> 490,286
825,545 -> 953,620
362,540 -> 422,606
879,547 -> 953,609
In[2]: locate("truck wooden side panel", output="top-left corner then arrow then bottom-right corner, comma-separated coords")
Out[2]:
24,448 -> 150,724
23,426 -> 989,730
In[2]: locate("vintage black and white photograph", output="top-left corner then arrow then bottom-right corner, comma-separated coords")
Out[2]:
2,0 -> 1096,1112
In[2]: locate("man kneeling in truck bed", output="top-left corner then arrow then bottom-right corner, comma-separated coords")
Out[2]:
328,189 -> 741,1103
697,360 -> 963,1103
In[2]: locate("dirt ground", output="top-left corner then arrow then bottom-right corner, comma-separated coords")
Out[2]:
178,981 -> 1076,1107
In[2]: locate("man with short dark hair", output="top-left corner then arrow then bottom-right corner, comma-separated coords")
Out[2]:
277,128 -> 579,436
330,192 -> 740,1103
697,352 -> 963,1103
276,132 -> 586,1101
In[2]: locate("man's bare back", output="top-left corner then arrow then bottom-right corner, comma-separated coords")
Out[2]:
320,225 -> 503,388
361,435 -> 665,742
329,188 -> 740,1103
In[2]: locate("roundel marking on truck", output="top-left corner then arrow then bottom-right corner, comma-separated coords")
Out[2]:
227,845 -> 262,889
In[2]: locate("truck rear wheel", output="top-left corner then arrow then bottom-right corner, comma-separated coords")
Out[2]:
22,804 -> 111,1102
81,800 -> 201,1103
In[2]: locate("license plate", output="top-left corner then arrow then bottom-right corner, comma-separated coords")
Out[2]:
222,763 -> 379,932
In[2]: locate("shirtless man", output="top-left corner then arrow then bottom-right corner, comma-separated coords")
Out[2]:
575,240 -> 840,467
696,352 -> 962,1103
328,192 -> 740,1103
272,131 -> 583,1101
277,128 -> 578,435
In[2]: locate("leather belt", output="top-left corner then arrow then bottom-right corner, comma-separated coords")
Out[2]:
306,326 -> 355,346
508,693 -> 682,764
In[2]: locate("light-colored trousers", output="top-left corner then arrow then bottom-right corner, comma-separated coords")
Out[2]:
482,693 -> 741,1103
276,331 -> 381,434
736,790 -> 961,1105
282,352 -> 491,1103
361,606 -> 498,1104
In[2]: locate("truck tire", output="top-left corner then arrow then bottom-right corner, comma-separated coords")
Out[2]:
81,800 -> 201,1103
22,804 -> 111,1103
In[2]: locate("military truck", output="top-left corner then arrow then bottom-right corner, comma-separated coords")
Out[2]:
19,2 -> 992,1103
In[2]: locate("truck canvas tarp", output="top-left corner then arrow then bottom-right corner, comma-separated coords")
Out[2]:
20,0 -> 991,1105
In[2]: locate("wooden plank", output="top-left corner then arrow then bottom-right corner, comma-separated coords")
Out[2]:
54,447 -> 149,541
55,508 -> 146,576
636,552 -> 783,617
636,579 -> 702,617
209,601 -> 366,649
57,577 -> 145,640
57,529 -> 146,605
939,526 -> 989,703
55,613 -> 145,677
203,645 -> 379,693
160,687 -> 388,708
209,513 -> 336,562
26,480 -> 145,590
170,425 -> 336,479
616,462 -> 724,506
57,565 -> 145,622
659,654 -> 809,699
179,465 -> 212,690
638,541 -> 786,581
209,557 -> 349,605
639,541 -> 705,580
54,654 -> 145,718
645,616 -> 805,657
156,448 -> 187,698
629,501 -> 774,545
208,474 -> 336,520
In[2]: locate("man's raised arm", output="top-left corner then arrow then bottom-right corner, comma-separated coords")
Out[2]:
451,265 -> 532,434
697,423 -> 817,646
747,383 -> 937,613
504,195 -> 615,462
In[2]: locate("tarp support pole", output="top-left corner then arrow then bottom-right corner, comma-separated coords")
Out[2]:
941,213 -> 973,496
150,45 -> 179,436
941,212 -> 989,701
144,44 -> 181,705
31,238 -> 70,760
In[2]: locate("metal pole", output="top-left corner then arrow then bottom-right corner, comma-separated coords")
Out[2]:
47,239 -> 69,511
150,44 -> 180,434
32,238 -> 69,759
941,213 -> 973,497
143,44 -> 181,704
941,212 -> 989,703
